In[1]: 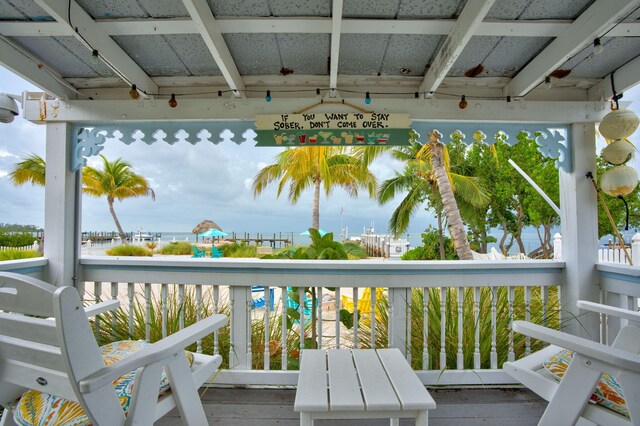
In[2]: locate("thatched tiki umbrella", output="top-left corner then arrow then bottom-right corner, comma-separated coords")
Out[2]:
192,220 -> 223,242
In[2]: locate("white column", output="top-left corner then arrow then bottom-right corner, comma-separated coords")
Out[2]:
44,122 -> 81,287
230,286 -> 250,369
559,123 -> 599,338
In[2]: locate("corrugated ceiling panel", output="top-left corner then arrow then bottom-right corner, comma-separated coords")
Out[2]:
338,34 -> 389,75
0,0 -> 51,20
112,35 -> 190,76
12,35 -> 115,77
343,0 -> 399,18
379,35 -> 441,76
76,0 -> 189,19
162,34 -> 221,76
207,0 -> 271,16
277,34 -> 329,75
449,36 -> 502,77
397,0 -> 466,19
488,0 -> 594,20
223,34 -> 282,75
269,0 -> 330,17
565,37 -> 640,78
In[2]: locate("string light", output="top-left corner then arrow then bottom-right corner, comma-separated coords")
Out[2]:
90,50 -> 100,65
414,92 -> 419,99
593,38 -> 604,55
316,88 -> 321,99
168,93 -> 177,108
265,90 -> 272,102
218,90 -> 222,97
458,95 -> 468,109
544,76 -> 552,89
365,92 -> 371,104
129,84 -> 139,100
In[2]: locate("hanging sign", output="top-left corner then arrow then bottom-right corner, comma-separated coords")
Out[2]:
254,113 -> 412,146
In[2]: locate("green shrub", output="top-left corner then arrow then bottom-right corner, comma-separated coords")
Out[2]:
402,226 -> 458,260
343,242 -> 368,259
0,232 -> 37,247
159,241 -> 194,255
105,245 -> 152,256
218,242 -> 257,258
0,249 -> 41,261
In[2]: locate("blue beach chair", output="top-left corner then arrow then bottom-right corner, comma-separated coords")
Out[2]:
251,286 -> 275,309
211,247 -> 224,258
191,246 -> 205,258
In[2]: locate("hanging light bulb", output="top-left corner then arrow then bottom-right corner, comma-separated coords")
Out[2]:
168,93 -> 177,108
593,38 -> 604,55
129,84 -> 139,100
365,92 -> 371,104
265,90 -> 272,102
458,95 -> 468,110
90,50 -> 100,65
544,76 -> 552,90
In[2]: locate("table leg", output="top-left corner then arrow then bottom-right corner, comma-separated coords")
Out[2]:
390,418 -> 399,426
416,410 -> 429,426
300,412 -> 313,426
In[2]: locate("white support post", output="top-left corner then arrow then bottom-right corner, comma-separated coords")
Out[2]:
44,122 -> 80,287
389,287 -> 409,357
632,233 -> 640,265
230,286 -> 250,369
559,123 -> 599,338
553,233 -> 562,260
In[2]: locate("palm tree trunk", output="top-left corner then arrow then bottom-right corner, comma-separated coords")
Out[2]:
428,132 -> 473,260
437,210 -> 445,260
312,178 -> 320,230
108,198 -> 128,244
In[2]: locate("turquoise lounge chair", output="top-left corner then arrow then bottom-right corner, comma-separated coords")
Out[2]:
191,246 -> 205,258
211,247 -> 224,258
251,286 -> 275,309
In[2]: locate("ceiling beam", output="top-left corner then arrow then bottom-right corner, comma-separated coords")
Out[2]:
180,0 -> 244,97
419,0 -> 497,96
0,36 -> 77,99
588,55 -> 640,101
503,0 -> 640,98
329,0 -> 344,91
3,18 -> 640,38
32,0 -> 158,96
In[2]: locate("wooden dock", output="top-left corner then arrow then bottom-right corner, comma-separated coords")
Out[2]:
224,237 -> 291,248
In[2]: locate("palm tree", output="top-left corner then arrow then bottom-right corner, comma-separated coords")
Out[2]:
9,153 -> 46,186
252,146 -> 377,229
82,155 -> 155,244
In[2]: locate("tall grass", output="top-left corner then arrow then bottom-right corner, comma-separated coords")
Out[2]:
0,249 -> 41,260
218,242 -> 258,258
357,286 -> 561,370
159,241 -> 193,255
105,245 -> 152,256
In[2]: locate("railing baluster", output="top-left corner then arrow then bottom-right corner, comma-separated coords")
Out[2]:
440,287 -> 446,370
370,287 -> 376,349
508,286 -> 515,362
111,282 -> 118,340
491,287 -> 497,369
474,287 -> 480,369
318,287 -> 323,349
144,283 -> 151,342
264,285 -> 270,370
247,287 -> 252,370
213,285 -> 219,355
353,286 -> 359,348
281,287 -> 288,370
178,284 -> 185,330
557,285 -> 562,331
406,288 -> 411,365
229,287 -> 235,364
335,287 -> 341,349
161,284 -> 168,338
94,281 -> 102,338
127,283 -> 134,337
423,287 -> 429,370
524,286 -> 531,356
457,287 -> 464,370
542,286 -> 548,327
195,285 -> 203,354
299,287 -> 305,356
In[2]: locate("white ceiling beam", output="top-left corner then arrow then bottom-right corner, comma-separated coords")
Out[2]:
588,55 -> 640,101
419,0 -> 497,95
32,0 -> 158,96
504,0 -> 640,98
180,0 -> 244,97
329,0 -> 344,90
0,36 -> 77,99
3,18 -> 640,38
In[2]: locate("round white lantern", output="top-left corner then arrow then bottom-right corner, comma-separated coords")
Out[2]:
602,139 -> 635,165
601,165 -> 639,197
599,109 -> 640,140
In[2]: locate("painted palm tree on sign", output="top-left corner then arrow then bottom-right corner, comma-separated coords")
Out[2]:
83,155 -> 155,244
8,153 -> 46,186
252,146 -> 377,229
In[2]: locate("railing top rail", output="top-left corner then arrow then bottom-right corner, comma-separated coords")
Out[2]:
80,257 -> 564,288
0,258 -> 47,271
597,263 -> 640,277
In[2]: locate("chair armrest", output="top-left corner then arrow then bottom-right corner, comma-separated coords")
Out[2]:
577,300 -> 640,322
78,314 -> 227,392
84,300 -> 120,317
512,321 -> 640,372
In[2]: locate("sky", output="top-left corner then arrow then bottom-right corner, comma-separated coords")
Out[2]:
1,66 -> 639,237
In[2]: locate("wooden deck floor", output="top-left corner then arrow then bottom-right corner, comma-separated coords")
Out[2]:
157,387 -> 547,425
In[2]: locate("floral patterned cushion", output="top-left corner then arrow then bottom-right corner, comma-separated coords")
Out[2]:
543,349 -> 628,418
14,340 -> 194,426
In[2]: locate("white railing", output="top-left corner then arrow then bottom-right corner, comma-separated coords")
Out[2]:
360,232 -> 410,258
0,258 -> 47,279
79,257 -> 564,386
597,232 -> 640,265
0,241 -> 39,252
596,262 -> 640,345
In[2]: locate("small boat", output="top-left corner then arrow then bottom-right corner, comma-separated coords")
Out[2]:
131,228 -> 158,243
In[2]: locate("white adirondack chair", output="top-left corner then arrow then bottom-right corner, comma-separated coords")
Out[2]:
504,300 -> 640,426
0,272 -> 226,425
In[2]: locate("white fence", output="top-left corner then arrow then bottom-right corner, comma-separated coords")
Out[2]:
360,232 -> 410,258
0,241 -> 39,252
597,233 -> 640,265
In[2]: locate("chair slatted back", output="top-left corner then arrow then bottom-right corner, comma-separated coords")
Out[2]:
0,272 -> 57,317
